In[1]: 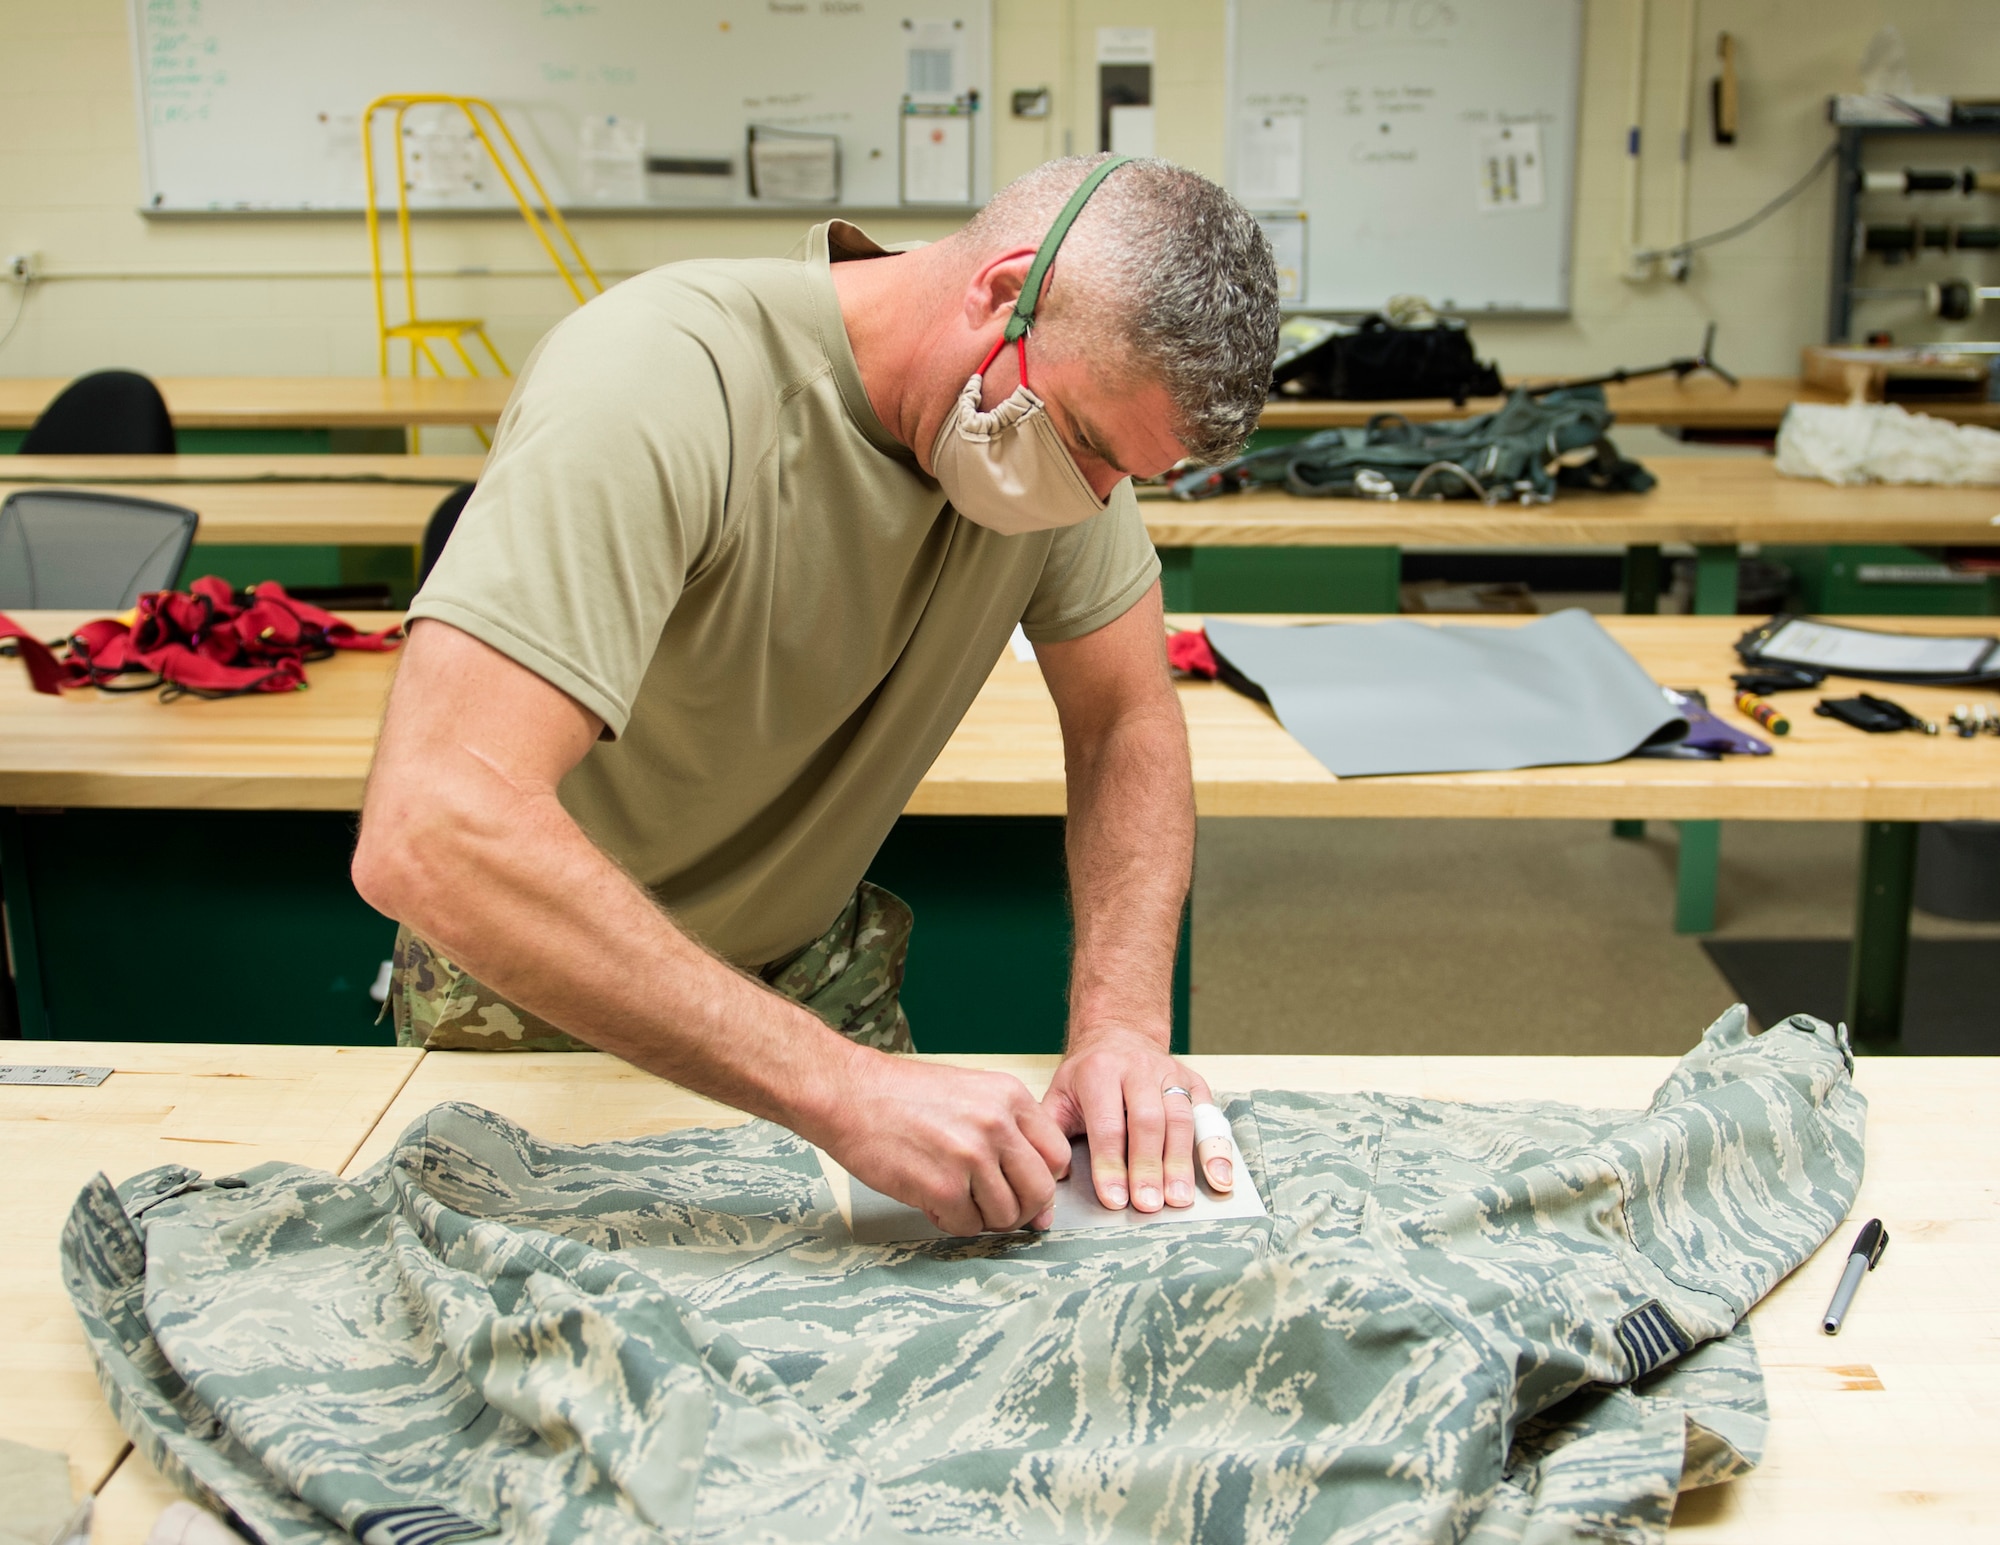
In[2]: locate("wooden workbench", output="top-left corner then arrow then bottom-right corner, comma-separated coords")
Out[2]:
5,373 -> 1994,436
41,1046 -> 1992,1543
0,377 -> 512,432
1140,456 -> 2000,550
1257,373 -> 2000,433
0,456 -> 485,547
7,454 -> 1995,554
2,611 -> 1992,823
0,1042 -> 421,1507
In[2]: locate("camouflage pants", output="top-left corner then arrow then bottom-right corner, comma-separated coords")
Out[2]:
388,881 -> 915,1053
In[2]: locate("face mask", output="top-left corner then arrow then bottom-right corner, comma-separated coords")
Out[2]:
931,156 -> 1133,535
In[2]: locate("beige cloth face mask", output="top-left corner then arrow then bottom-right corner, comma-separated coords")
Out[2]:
930,339 -> 1113,536
928,155 -> 1135,536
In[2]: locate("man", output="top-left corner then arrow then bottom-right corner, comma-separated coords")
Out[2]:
353,154 -> 1279,1238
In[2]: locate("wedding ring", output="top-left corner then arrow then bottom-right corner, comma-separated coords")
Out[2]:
1162,1084 -> 1194,1101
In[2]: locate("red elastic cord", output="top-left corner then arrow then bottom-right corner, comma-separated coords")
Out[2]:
974,333 -> 1031,388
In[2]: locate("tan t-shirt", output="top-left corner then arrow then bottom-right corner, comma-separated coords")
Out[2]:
408,221 -> 1160,967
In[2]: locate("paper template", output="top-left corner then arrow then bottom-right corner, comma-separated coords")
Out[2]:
843,1130 -> 1266,1245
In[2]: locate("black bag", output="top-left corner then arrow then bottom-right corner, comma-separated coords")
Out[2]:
1273,314 -> 1504,404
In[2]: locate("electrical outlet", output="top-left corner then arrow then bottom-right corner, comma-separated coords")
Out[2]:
5,252 -> 40,284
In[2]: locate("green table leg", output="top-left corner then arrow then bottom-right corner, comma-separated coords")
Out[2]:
1612,547 -> 1662,840
1673,819 -> 1721,934
1692,543 -> 1740,616
1846,820 -> 1916,1051
1621,544 -> 1662,616
1668,544 -> 1742,929
0,809 -> 51,1038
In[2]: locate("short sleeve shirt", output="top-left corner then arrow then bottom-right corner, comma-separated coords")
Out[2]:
407,221 -> 1160,967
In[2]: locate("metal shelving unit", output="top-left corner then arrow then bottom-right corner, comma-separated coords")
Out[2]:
1828,118 -> 2000,344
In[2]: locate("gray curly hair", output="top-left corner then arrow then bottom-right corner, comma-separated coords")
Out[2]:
956,155 -> 1280,466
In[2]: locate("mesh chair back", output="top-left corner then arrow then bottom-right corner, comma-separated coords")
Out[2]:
420,482 -> 476,585
0,489 -> 199,610
19,370 -> 177,455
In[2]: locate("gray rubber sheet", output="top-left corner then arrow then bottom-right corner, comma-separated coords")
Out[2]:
1204,609 -> 1685,778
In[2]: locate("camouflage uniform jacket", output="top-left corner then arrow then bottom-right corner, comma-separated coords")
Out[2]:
63,1007 -> 1864,1545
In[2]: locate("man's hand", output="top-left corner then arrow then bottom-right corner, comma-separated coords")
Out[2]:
816,1055 -> 1075,1237
1033,586 -> 1214,1214
1042,1029 -> 1233,1212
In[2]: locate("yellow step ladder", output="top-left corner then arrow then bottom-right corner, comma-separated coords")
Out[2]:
362,94 -> 604,445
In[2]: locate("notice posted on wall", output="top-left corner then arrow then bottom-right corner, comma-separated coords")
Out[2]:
1237,109 -> 1305,204
748,126 -> 840,202
1477,122 -> 1544,211
1258,212 -> 1308,304
901,109 -> 972,203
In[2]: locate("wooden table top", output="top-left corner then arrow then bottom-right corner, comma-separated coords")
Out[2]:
0,1042 -> 420,1504
0,455 -> 486,546
0,376 -> 513,431
1258,373 -> 2000,432
80,1048 -> 2000,1542
2,612 -> 1996,821
7,372 -> 1994,435
1142,455 -> 2000,549
10,453 -> 1997,551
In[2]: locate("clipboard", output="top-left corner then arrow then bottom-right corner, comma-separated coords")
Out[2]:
1736,614 -> 2000,685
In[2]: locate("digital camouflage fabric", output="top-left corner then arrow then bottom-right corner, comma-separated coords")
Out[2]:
63,1006 -> 1863,1545
389,881 -> 914,1054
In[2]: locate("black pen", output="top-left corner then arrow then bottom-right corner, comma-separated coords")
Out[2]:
1821,1218 -> 1888,1335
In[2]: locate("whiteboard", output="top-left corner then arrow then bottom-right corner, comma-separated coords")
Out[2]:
1226,0 -> 1581,314
130,0 -> 991,214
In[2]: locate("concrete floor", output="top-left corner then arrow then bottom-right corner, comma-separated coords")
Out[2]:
1188,818 -> 2000,1057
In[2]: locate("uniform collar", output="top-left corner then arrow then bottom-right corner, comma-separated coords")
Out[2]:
804,220 -> 919,464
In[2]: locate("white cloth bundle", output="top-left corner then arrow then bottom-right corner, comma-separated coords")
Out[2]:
1775,400 -> 2000,486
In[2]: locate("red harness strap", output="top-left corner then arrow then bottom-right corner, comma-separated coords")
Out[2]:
0,577 -> 401,700
0,613 -> 67,695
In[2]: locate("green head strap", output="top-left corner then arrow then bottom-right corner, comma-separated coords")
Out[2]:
1001,155 -> 1133,344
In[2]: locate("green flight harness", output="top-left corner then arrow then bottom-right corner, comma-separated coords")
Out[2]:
1172,386 -> 1656,505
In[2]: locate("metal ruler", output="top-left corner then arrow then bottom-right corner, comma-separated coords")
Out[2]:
0,1064 -> 113,1087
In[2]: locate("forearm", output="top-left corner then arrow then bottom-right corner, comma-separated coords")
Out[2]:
1060,688 -> 1194,1049
356,768 -> 863,1145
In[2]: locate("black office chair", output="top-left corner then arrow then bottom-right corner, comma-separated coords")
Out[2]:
419,483 -> 475,586
19,369 -> 177,455
0,489 -> 199,610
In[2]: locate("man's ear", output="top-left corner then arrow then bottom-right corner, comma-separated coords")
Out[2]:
963,248 -> 1037,329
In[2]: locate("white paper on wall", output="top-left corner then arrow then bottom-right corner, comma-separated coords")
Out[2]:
1237,110 -> 1304,204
